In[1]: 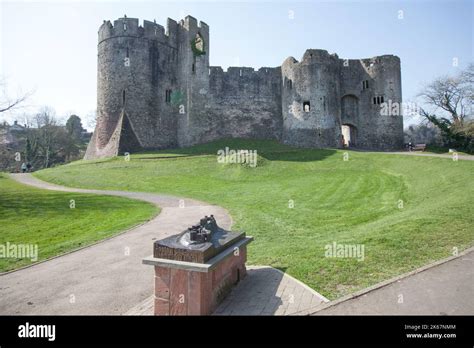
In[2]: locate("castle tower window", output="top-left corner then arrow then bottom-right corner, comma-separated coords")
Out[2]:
373,96 -> 385,105
165,89 -> 172,103
122,90 -> 126,106
123,22 -> 127,31
192,63 -> 195,73
363,80 -> 369,89
303,101 -> 311,112
126,47 -> 129,58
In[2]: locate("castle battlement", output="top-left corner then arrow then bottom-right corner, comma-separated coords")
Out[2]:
98,16 -> 179,46
86,15 -> 404,161
209,66 -> 280,78
301,49 -> 340,63
178,15 -> 209,33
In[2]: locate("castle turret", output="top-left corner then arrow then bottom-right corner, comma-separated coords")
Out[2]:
85,16 -> 179,159
281,49 -> 342,148
339,54 -> 403,150
175,16 -> 210,147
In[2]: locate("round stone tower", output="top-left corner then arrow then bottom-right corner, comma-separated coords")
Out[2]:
85,16 -> 179,159
363,55 -> 404,149
281,49 -> 342,148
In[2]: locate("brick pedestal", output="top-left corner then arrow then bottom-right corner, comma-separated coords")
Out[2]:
143,237 -> 252,315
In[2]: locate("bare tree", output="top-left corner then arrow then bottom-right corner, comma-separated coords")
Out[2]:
35,107 -> 59,168
418,65 -> 474,151
0,78 -> 34,114
419,65 -> 473,126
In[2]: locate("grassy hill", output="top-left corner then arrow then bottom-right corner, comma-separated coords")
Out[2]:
0,174 -> 158,272
34,139 -> 474,299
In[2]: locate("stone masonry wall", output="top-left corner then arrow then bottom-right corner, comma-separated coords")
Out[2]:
85,15 -> 404,159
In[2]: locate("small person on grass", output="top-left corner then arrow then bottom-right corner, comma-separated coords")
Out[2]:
21,162 -> 27,173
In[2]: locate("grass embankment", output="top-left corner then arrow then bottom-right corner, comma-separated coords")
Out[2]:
0,174 -> 158,272
35,139 -> 474,299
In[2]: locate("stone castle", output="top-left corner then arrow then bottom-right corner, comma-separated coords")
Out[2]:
85,15 -> 404,159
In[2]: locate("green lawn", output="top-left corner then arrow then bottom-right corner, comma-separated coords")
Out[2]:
35,139 -> 474,299
0,173 -> 158,272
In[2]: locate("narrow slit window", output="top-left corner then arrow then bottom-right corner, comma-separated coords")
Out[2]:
165,89 -> 172,103
381,96 -> 384,104
192,63 -> 195,73
122,90 -> 126,106
126,47 -> 129,58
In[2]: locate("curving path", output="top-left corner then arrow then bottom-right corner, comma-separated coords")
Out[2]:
1,174 -> 328,315
0,173 -> 232,315
382,151 -> 474,161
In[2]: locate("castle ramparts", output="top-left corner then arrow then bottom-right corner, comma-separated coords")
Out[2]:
85,15 -> 404,159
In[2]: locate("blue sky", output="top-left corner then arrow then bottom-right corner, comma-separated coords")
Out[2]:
0,0 -> 472,130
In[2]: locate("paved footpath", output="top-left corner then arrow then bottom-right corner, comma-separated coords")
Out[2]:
126,266 -> 328,315
1,174 -> 327,315
1,174 -> 232,315
297,248 -> 474,315
383,152 -> 474,161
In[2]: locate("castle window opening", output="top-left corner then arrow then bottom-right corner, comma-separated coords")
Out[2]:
165,89 -> 172,103
303,101 -> 311,112
126,47 -> 129,58
363,80 -> 369,89
192,63 -> 195,73
239,69 -> 242,77
123,23 -> 127,31
122,90 -> 126,106
373,96 -> 384,105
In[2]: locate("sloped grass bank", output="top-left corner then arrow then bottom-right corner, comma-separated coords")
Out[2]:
35,139 -> 474,299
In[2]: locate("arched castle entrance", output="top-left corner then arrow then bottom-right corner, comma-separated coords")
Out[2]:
341,124 -> 357,148
341,95 -> 359,148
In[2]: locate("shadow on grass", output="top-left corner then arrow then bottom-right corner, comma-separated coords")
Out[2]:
133,138 -> 339,163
